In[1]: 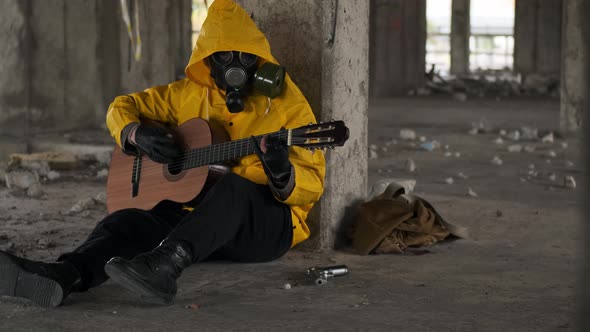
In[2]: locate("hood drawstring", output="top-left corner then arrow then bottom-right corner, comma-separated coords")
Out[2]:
264,97 -> 271,116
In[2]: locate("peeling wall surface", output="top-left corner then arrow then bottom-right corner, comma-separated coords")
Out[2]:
0,0 -> 192,137
560,0 -> 587,132
369,0 -> 426,97
237,0 -> 369,249
514,0 -> 562,76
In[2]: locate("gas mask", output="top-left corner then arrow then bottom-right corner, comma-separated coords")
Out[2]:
207,51 -> 285,113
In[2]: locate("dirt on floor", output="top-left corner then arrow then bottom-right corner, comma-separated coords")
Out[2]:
0,96 -> 584,331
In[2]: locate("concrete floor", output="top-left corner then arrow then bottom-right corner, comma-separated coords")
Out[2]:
0,97 -> 583,331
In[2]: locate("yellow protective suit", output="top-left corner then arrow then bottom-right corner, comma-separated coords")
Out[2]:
106,0 -> 325,247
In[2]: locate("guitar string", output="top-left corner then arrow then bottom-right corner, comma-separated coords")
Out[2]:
126,129 -> 331,177
128,138 -> 320,178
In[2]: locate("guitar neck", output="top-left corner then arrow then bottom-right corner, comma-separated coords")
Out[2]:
180,130 -> 286,170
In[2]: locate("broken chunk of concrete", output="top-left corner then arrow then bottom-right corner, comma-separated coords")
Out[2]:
405,159 -> 416,173
47,171 -> 61,181
493,137 -> 504,145
560,142 -> 569,149
467,187 -> 478,197
491,156 -> 503,165
419,136 -> 427,143
445,177 -> 454,185
564,176 -> 576,189
94,192 -> 107,205
444,152 -> 453,157
520,126 -> 538,140
506,130 -> 520,141
545,150 -> 557,158
4,170 -> 40,190
523,145 -> 536,153
457,172 -> 468,179
499,129 -> 507,136
96,169 -> 109,180
454,152 -> 461,158
9,152 -> 79,171
400,129 -> 416,140
507,144 -> 522,153
548,173 -> 557,182
541,132 -> 554,143
69,197 -> 96,214
369,149 -> 378,160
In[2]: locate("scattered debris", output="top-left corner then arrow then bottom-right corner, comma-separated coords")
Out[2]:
369,149 -> 378,160
381,147 -> 388,153
528,169 -> 538,177
499,129 -> 507,136
457,172 -> 468,179
493,137 -> 504,145
4,170 -> 40,190
405,159 -> 416,173
47,171 -> 61,181
548,173 -> 557,182
560,142 -> 568,149
564,176 -> 576,189
419,136 -> 427,143
507,144 -> 522,153
545,150 -> 557,158
454,152 -> 461,158
96,169 -> 109,180
94,192 -> 107,205
444,145 -> 450,150
506,130 -> 520,141
444,152 -> 453,157
520,126 -> 538,140
420,141 -> 439,152
565,160 -> 574,167
491,156 -> 503,165
69,198 -> 96,214
9,152 -> 79,171
523,145 -> 536,153
528,164 -> 536,170
467,187 -> 478,197
283,283 -> 292,290
541,132 -> 554,143
385,139 -> 398,146
468,128 -> 479,135
400,129 -> 416,141
445,177 -> 454,185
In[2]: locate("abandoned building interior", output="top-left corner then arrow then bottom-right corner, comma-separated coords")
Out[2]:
0,0 -> 588,330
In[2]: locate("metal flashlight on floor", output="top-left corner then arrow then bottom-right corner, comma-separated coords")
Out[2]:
306,265 -> 349,286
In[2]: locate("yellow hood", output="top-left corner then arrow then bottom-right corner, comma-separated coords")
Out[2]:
185,0 -> 278,89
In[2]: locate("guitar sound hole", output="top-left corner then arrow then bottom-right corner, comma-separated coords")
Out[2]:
167,162 -> 183,175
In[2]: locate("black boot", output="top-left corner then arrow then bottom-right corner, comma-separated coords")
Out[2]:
104,240 -> 193,305
0,250 -> 81,307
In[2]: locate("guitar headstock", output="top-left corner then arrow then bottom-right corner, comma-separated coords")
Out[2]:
288,120 -> 350,150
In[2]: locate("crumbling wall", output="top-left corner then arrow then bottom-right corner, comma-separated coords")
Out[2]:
0,0 -> 192,138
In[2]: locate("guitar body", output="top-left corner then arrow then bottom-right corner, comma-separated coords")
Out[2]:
106,118 -> 229,213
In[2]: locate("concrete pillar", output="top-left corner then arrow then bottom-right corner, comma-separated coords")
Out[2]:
560,0 -> 587,132
0,0 -> 28,159
450,0 -> 470,75
236,0 -> 369,250
119,1 -> 192,94
514,0 -> 562,76
370,0 -> 426,97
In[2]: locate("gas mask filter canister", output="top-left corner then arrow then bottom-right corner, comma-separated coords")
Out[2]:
208,51 -> 285,113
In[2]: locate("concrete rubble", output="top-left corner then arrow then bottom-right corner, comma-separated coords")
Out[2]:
399,129 -> 416,141
564,176 -> 576,189
413,69 -> 559,99
491,156 -> 503,165
405,159 -> 416,172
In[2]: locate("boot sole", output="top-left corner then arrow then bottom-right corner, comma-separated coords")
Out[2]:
0,251 -> 63,307
104,261 -> 173,305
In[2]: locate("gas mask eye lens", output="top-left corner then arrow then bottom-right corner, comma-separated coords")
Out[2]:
211,51 -> 233,65
239,52 -> 258,67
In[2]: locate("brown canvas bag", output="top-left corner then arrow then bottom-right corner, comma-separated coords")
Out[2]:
351,183 -> 468,255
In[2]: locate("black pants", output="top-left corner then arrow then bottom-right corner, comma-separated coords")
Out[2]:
59,173 -> 293,290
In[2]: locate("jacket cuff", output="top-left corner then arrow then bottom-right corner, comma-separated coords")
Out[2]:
120,123 -> 140,155
269,165 -> 295,201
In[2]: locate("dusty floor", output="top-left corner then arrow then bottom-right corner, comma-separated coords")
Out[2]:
0,97 -> 583,331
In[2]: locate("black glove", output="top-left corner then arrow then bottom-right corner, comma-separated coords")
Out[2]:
132,125 -> 182,164
250,135 -> 292,188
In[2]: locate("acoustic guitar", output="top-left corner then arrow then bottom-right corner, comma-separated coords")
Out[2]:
106,118 -> 349,213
